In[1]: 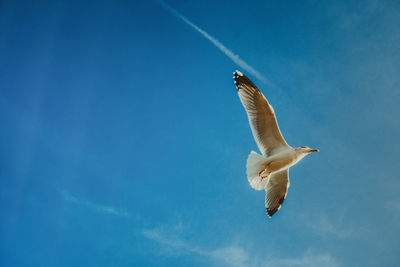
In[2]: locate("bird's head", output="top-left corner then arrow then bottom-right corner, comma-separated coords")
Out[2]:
296,146 -> 319,154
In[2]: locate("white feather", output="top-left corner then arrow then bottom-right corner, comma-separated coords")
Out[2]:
246,151 -> 269,190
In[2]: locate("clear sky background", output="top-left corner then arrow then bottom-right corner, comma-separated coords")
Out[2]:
1,0 -> 400,266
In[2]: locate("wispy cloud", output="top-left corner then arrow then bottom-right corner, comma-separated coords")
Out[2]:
268,251 -> 338,267
59,190 -> 338,267
59,190 -> 339,266
159,0 -> 271,86
385,201 -> 400,220
309,214 -> 354,239
385,200 -> 400,211
61,190 -> 129,217
143,223 -> 338,267
143,227 -> 249,267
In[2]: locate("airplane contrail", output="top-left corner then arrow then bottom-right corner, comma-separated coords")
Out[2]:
159,0 -> 272,86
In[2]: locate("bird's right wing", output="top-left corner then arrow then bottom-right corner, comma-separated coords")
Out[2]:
265,169 -> 290,217
234,70 -> 289,156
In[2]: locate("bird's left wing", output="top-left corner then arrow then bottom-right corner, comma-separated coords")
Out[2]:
233,71 -> 289,156
265,169 -> 290,217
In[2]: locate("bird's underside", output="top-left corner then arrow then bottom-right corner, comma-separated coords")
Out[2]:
233,70 -> 291,217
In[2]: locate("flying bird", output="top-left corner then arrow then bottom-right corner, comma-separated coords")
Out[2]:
233,70 -> 319,217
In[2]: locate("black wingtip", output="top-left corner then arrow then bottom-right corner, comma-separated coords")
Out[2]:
233,70 -> 258,91
267,208 -> 278,217
266,197 -> 286,218
233,70 -> 243,90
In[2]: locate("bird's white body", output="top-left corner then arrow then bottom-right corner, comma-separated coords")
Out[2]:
233,70 -> 318,217
262,148 -> 306,173
245,148 -> 312,191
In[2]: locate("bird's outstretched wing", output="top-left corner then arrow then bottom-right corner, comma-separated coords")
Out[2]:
234,70 -> 289,156
265,169 -> 290,217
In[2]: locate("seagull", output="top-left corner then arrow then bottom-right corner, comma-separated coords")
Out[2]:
233,70 -> 319,217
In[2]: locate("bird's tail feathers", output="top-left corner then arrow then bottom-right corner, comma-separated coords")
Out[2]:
246,151 -> 269,190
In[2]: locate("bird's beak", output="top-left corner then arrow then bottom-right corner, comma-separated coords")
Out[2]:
309,149 -> 319,153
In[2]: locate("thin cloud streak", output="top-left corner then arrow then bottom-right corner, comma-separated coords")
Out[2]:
159,0 -> 272,86
61,190 -> 129,217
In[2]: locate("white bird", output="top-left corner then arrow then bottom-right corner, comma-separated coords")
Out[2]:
233,70 -> 319,217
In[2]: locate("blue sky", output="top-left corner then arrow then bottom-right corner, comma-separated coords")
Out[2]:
1,0 -> 400,266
